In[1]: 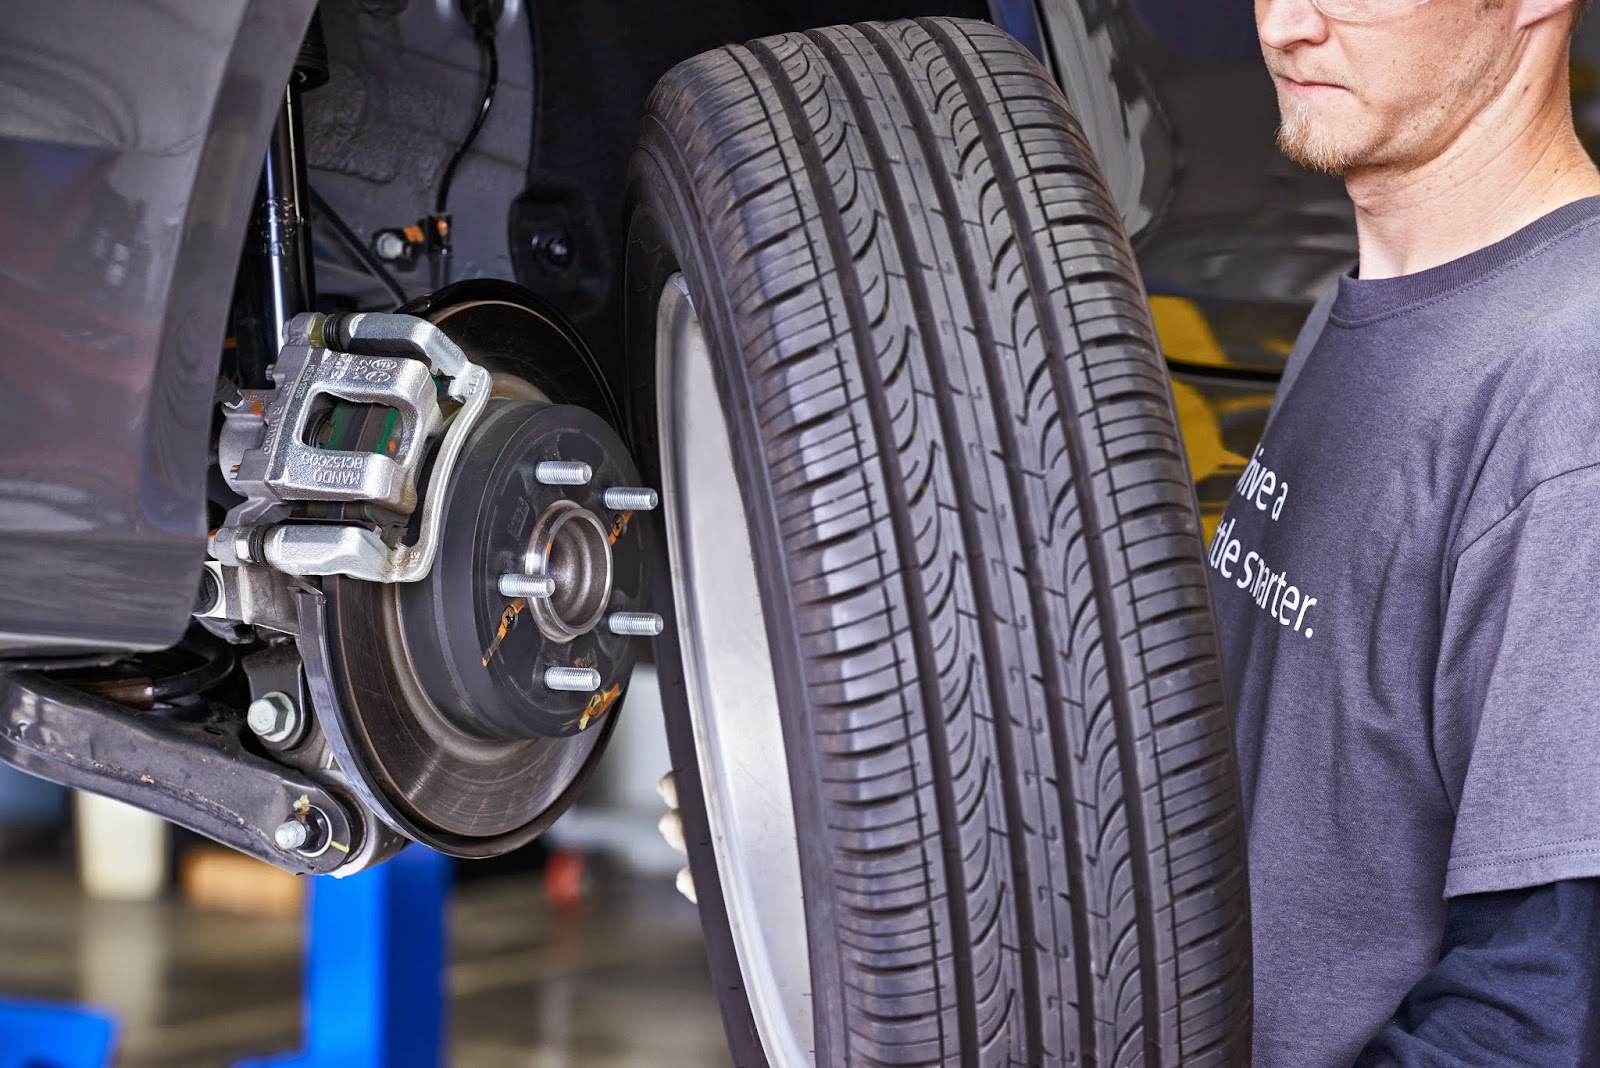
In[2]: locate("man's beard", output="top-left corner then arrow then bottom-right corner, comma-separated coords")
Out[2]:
1273,47 -> 1499,179
1276,96 -> 1367,176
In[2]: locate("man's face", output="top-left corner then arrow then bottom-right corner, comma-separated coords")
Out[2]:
1257,0 -> 1519,175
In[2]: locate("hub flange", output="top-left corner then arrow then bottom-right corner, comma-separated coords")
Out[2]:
400,398 -> 646,744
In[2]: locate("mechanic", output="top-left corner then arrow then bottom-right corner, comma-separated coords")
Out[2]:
1216,0 -> 1600,1064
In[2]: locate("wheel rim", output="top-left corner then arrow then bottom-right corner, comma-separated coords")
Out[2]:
656,273 -> 815,1067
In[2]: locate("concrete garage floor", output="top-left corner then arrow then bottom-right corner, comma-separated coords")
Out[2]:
0,858 -> 734,1067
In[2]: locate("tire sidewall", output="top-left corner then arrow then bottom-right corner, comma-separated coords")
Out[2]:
624,142 -> 848,1068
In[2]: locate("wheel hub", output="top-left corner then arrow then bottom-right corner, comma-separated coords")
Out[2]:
522,499 -> 615,643
400,398 -> 645,745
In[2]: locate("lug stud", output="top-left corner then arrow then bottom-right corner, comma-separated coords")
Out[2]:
544,666 -> 602,692
602,487 -> 659,511
607,612 -> 665,636
536,461 -> 592,486
499,573 -> 556,599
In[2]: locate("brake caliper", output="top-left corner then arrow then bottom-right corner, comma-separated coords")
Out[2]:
210,311 -> 490,587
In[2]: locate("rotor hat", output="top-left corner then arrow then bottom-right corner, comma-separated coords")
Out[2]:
402,399 -> 647,746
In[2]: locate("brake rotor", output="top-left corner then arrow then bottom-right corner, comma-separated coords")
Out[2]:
311,283 -> 649,856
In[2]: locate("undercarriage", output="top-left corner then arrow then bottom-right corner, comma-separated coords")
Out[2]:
3,287 -> 656,875
0,5 -> 666,877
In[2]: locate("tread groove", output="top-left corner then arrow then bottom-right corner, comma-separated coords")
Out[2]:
743,34 -> 976,1064
919,17 -> 1167,1062
846,22 -> 1077,1065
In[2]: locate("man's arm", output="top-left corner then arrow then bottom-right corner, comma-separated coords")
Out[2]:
1353,879 -> 1600,1067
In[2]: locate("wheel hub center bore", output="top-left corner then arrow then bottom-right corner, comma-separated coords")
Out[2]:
521,500 -> 614,643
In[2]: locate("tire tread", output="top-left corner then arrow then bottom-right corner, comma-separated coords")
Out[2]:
629,17 -> 1249,1066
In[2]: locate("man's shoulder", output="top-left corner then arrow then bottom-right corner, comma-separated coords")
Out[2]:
1448,322 -> 1600,560
1487,209 -> 1600,336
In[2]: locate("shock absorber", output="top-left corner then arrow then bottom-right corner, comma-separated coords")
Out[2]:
234,13 -> 328,388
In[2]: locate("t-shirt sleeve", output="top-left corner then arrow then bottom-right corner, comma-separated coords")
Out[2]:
1436,464 -> 1600,898
1352,880 -> 1600,1066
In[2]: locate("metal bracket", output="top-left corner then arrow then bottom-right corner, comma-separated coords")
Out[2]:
196,560 -> 302,638
214,311 -> 491,584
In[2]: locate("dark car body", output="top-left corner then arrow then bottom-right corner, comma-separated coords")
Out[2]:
0,0 -> 319,652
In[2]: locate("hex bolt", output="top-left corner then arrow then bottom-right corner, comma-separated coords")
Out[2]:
535,460 -> 592,486
602,487 -> 659,512
531,228 -> 574,270
274,820 -> 310,851
499,573 -> 556,599
374,230 -> 410,262
544,666 -> 602,693
607,612 -> 665,636
232,527 -> 259,565
247,691 -> 300,744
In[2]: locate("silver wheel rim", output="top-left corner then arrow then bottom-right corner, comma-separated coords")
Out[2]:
656,273 -> 815,1067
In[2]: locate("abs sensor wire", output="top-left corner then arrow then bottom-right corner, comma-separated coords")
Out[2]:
307,185 -> 408,308
430,16 -> 500,289
57,629 -> 235,711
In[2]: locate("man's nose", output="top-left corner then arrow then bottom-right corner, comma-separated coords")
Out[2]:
1257,0 -> 1332,50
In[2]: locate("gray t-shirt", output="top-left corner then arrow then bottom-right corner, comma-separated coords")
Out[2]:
1208,195 -> 1600,1068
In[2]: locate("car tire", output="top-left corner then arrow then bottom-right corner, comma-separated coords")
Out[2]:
625,17 -> 1250,1067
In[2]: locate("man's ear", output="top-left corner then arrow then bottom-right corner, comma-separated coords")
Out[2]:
1515,0 -> 1580,30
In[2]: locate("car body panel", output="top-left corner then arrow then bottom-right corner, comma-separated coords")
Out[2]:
0,0 -> 315,652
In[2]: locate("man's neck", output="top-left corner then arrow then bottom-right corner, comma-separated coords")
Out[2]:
1346,56 -> 1600,280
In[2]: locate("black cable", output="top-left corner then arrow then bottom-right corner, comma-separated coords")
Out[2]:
436,31 -> 499,218
430,29 -> 499,288
149,631 -> 235,703
307,185 -> 409,307
61,628 -> 235,708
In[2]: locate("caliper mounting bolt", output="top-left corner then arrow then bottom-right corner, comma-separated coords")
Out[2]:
606,612 -> 665,636
498,573 -> 556,599
602,487 -> 659,511
544,666 -> 602,693
535,461 -> 591,486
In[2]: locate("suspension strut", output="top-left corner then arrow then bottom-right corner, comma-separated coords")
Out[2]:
235,14 -> 328,387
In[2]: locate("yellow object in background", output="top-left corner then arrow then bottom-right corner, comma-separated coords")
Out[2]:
1149,295 -> 1231,370
1171,379 -> 1247,545
1170,378 -> 1238,486
1148,294 -> 1277,545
